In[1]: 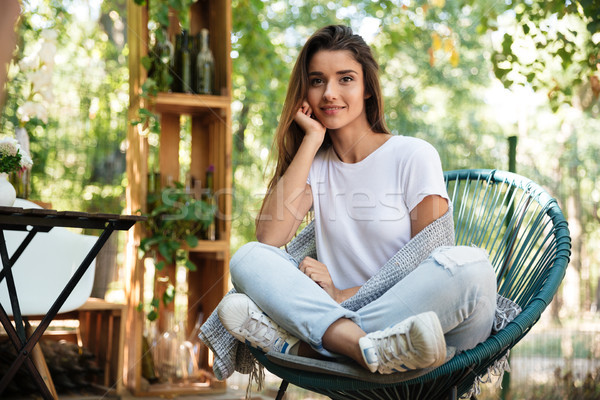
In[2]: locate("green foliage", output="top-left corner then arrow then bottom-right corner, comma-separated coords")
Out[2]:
0,152 -> 22,174
131,0 -> 193,153
139,181 -> 214,268
130,77 -> 161,138
144,284 -> 175,322
133,0 -> 195,29
471,0 -> 600,111
1,0 -> 129,213
138,181 -> 214,320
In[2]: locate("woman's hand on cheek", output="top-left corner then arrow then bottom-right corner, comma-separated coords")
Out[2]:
299,256 -> 341,302
294,101 -> 326,145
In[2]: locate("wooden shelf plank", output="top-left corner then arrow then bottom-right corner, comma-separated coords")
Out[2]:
154,92 -> 231,115
184,239 -> 229,253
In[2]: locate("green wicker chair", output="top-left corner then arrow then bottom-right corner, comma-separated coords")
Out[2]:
249,169 -> 571,400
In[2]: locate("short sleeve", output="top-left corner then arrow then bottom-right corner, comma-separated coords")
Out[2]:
402,141 -> 449,212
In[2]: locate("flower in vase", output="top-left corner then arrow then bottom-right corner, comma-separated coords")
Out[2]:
0,136 -> 33,174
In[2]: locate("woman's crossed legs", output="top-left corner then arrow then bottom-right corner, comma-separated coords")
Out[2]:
219,242 -> 496,373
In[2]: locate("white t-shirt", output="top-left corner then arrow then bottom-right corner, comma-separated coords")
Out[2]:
307,135 -> 449,290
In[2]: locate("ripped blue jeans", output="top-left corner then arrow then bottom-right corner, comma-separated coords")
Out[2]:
230,242 -> 497,357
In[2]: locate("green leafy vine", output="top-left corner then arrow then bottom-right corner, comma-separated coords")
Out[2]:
138,181 -> 215,320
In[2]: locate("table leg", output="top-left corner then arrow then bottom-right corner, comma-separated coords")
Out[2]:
0,303 -> 56,399
0,230 -> 26,342
27,321 -> 59,399
0,225 -> 114,399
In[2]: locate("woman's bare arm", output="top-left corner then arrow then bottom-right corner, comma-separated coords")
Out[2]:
255,155 -> 315,246
409,194 -> 449,237
256,106 -> 325,247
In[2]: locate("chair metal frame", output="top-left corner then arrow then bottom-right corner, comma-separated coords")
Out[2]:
250,169 -> 571,400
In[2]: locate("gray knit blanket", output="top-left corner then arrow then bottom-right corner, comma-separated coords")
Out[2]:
199,209 -> 520,382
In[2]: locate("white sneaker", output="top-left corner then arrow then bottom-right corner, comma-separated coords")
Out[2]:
218,293 -> 299,354
359,311 -> 446,374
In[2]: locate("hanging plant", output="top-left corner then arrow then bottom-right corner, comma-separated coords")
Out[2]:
138,181 -> 215,320
139,181 -> 215,268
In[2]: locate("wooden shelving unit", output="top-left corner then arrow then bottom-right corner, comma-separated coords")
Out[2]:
124,0 -> 231,395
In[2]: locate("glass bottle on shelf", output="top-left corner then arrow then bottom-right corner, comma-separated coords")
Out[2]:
170,306 -> 207,383
180,30 -> 193,93
160,33 -> 174,91
204,165 -> 216,240
142,333 -> 158,383
149,28 -> 173,92
156,311 -> 178,382
176,317 -> 199,382
171,33 -> 182,92
195,29 -> 215,95
147,171 -> 159,212
191,33 -> 199,94
147,319 -> 161,377
187,306 -> 205,374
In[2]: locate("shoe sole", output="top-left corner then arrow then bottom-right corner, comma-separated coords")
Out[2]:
218,293 -> 299,354
217,293 -> 258,343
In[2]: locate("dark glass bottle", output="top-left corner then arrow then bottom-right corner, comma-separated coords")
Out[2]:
195,29 -> 215,95
141,335 -> 158,383
180,30 -> 193,93
191,33 -> 199,94
150,29 -> 173,92
171,34 -> 182,92
159,33 -> 174,91
147,171 -> 161,212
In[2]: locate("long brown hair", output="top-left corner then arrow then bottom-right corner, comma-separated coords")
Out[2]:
260,25 -> 389,218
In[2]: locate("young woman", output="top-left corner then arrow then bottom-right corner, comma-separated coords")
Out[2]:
217,25 -> 496,374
